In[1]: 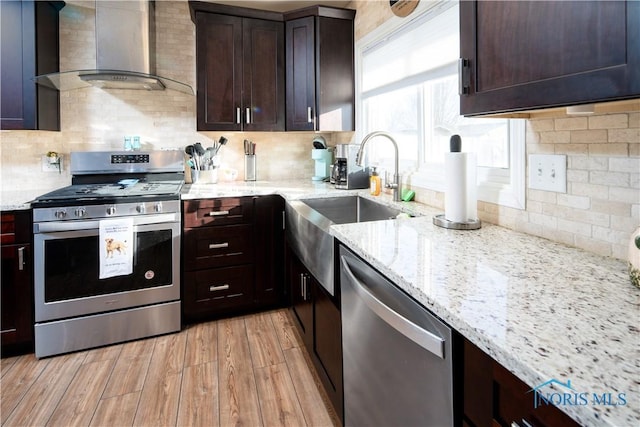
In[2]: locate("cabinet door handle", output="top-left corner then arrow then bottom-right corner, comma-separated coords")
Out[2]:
302,275 -> 307,300
307,107 -> 313,123
458,58 -> 470,95
209,284 -> 230,292
236,107 -> 241,124
17,246 -> 25,271
209,242 -> 229,249
302,274 -> 310,301
245,107 -> 251,124
208,210 -> 230,216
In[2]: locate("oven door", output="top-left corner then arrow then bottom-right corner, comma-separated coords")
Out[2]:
34,214 -> 180,323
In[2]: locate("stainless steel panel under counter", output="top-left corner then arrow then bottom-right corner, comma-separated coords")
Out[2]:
340,244 -> 455,426
285,196 -> 402,295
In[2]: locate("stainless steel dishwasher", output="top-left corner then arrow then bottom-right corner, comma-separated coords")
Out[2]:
340,244 -> 455,427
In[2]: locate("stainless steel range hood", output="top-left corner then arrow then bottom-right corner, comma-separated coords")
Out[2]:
34,1 -> 193,95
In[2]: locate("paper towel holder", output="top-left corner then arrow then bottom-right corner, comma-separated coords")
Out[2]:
433,214 -> 481,230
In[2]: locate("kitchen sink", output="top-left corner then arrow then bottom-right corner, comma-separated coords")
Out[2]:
301,196 -> 400,224
285,196 -> 402,296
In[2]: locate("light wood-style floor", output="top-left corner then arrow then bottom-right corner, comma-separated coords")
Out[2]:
0,309 -> 339,427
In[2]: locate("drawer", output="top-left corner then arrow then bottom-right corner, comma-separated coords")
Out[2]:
184,224 -> 253,270
183,197 -> 253,228
1,211 -> 31,245
183,265 -> 254,313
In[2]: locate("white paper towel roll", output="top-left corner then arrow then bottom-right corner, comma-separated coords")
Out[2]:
444,152 -> 477,223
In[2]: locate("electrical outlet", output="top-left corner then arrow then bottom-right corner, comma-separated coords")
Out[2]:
528,154 -> 567,193
41,155 -> 63,173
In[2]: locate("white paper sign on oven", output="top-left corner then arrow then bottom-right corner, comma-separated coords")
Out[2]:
99,218 -> 134,279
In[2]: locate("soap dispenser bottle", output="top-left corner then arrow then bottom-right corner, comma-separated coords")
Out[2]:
370,166 -> 381,196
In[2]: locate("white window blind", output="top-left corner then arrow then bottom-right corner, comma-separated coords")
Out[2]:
362,5 -> 459,93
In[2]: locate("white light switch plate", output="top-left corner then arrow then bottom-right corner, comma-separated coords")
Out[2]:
528,154 -> 567,193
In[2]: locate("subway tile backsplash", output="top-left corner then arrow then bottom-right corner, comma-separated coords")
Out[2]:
482,113 -> 639,259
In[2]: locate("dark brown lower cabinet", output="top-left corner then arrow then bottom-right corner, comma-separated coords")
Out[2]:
287,244 -> 343,423
182,196 -> 285,322
1,210 -> 34,356
463,338 -> 579,427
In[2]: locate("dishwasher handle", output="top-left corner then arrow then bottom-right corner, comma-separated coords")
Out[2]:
340,256 -> 445,359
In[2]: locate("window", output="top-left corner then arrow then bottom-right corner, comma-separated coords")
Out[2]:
356,1 -> 525,209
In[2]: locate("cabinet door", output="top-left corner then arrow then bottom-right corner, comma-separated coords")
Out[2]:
285,16 -> 316,131
285,13 -> 355,131
460,0 -> 640,116
254,195 -> 285,305
288,250 -> 313,348
463,338 -> 579,427
1,244 -> 33,350
316,15 -> 355,131
0,1 -> 61,130
313,281 -> 343,422
195,12 -> 243,131
242,18 -> 285,131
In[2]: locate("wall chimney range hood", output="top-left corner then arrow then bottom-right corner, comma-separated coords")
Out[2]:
35,1 -> 193,95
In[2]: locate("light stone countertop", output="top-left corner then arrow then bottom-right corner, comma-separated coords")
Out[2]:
184,180 -> 639,427
0,190 -> 43,211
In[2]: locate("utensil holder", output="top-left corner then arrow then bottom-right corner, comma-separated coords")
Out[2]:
245,155 -> 256,181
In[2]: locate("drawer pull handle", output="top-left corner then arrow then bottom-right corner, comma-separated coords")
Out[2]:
210,284 -> 230,292
209,210 -> 230,216
209,242 -> 229,249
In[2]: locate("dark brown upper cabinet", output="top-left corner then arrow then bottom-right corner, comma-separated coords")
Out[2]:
459,1 -> 639,116
190,2 -> 285,131
284,7 -> 356,131
1,1 -> 65,130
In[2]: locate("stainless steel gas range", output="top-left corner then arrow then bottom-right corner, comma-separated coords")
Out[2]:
31,150 -> 184,358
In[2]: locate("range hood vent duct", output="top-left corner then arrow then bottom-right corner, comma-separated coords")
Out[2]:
35,1 -> 193,95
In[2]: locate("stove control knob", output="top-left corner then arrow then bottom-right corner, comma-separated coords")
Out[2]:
136,204 -> 146,214
74,208 -> 86,218
106,206 -> 117,216
154,202 -> 163,213
54,209 -> 67,219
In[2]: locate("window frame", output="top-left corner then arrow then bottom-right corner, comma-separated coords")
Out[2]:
355,1 -> 526,210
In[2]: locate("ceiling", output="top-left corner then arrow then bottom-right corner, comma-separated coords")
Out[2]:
208,0 -> 353,12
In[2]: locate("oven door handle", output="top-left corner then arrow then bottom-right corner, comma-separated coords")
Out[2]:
34,213 -> 180,233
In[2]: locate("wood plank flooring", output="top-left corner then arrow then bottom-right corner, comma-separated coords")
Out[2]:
1,309 -> 339,427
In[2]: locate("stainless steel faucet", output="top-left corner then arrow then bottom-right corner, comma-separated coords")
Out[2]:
356,131 -> 401,202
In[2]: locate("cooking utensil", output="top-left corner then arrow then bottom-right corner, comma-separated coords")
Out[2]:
185,145 -> 197,170
194,142 -> 205,156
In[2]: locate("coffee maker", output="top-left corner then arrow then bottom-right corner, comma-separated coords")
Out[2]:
332,144 -> 369,189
